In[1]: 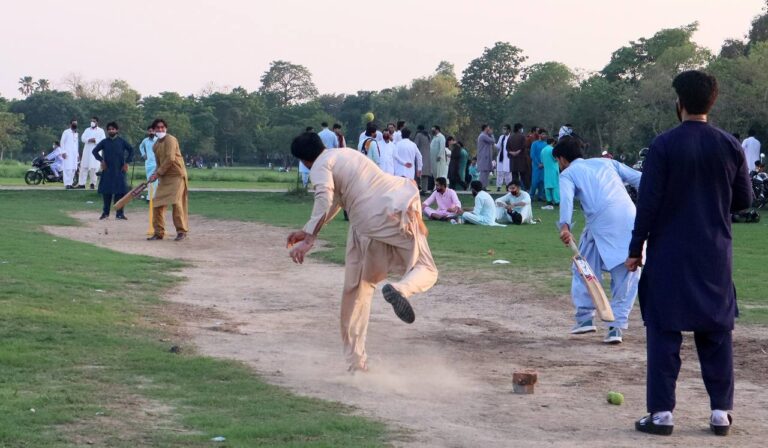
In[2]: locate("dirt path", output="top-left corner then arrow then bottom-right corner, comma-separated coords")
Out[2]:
47,213 -> 768,447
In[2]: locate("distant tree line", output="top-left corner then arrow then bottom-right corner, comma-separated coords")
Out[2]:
2,4 -> 768,164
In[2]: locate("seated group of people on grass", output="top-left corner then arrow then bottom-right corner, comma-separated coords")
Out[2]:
422,177 -> 534,226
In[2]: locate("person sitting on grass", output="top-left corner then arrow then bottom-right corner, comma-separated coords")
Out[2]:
422,177 -> 462,221
495,180 -> 534,225
462,180 -> 505,226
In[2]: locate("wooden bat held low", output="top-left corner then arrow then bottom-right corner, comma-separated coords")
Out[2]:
114,182 -> 147,210
569,239 -> 615,322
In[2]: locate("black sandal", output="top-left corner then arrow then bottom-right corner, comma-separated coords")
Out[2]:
710,414 -> 732,436
382,284 -> 415,324
635,414 -> 674,436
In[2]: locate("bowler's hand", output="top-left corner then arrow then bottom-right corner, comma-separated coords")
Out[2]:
148,173 -> 158,182
289,240 -> 315,264
121,163 -> 128,173
559,229 -> 573,245
405,162 -> 413,168
625,257 -> 643,272
286,230 -> 309,247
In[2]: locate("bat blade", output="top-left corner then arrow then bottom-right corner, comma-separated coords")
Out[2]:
114,182 -> 147,210
569,241 -> 615,322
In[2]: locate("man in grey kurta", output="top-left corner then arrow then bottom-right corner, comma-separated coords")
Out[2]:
414,125 -> 432,191
476,124 -> 496,188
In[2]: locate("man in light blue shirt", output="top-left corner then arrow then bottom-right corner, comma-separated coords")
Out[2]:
462,180 -> 506,226
555,136 -> 642,344
139,125 -> 158,200
318,122 -> 339,149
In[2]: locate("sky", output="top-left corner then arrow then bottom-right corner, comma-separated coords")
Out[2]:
0,0 -> 764,99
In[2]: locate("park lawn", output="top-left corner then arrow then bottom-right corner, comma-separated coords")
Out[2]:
183,191 -> 768,325
0,190 -> 388,447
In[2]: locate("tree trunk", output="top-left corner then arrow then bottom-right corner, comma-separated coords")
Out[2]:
0,147 -> 4,161
595,124 -> 604,149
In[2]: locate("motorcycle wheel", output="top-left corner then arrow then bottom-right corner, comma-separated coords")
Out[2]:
25,171 -> 42,185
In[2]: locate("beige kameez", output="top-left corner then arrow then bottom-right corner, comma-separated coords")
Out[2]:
151,134 -> 189,237
304,149 -> 438,370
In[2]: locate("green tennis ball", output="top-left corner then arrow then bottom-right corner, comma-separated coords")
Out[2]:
363,112 -> 375,122
607,391 -> 624,405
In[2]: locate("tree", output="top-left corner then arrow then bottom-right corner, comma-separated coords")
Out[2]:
602,23 -> 701,82
0,112 -> 26,160
259,60 -> 319,107
507,62 -> 576,133
720,39 -> 747,59
435,60 -> 456,78
34,79 -> 51,93
18,76 -> 35,97
460,42 -> 527,126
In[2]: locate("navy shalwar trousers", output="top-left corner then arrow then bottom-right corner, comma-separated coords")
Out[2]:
646,326 -> 734,413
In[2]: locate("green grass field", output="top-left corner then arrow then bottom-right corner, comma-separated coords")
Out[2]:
1,188 -> 766,445
0,161 -> 300,190
0,190 -> 387,447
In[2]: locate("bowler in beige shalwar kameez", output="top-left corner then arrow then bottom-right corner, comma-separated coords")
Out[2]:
287,133 -> 438,372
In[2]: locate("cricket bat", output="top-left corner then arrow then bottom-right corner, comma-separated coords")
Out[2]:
114,182 -> 147,210
568,240 -> 615,322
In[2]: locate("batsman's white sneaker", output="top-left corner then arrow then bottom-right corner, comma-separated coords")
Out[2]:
604,327 -> 623,344
570,319 -> 597,334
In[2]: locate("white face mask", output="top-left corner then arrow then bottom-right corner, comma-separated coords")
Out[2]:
155,131 -> 167,140
90,121 -> 96,128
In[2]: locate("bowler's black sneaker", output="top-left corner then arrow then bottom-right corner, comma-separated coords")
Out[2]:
635,414 -> 673,436
382,284 -> 415,324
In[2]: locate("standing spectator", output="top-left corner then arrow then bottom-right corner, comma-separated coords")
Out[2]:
507,123 -> 527,189
357,122 -> 382,150
541,138 -> 560,209
91,122 -> 133,220
530,129 -> 548,202
462,180 -> 504,226
741,129 -> 762,170
139,126 -> 158,201
430,126 -> 447,181
448,142 -> 467,190
393,120 -> 406,142
495,180 -> 534,225
318,122 -> 339,149
414,125 -> 432,191
79,116 -> 105,189
147,118 -> 190,242
627,70 -> 752,436
60,118 -> 80,189
495,124 -> 512,191
422,177 -> 462,221
394,127 -> 422,180
476,124 -> 495,188
523,126 -> 538,189
379,130 -> 397,175
333,123 -> 346,148
299,161 -> 311,187
360,122 -> 380,165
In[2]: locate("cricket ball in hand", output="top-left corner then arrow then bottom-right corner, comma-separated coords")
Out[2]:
607,391 -> 624,405
363,112 -> 375,122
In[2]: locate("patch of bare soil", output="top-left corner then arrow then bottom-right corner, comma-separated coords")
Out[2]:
47,213 -> 768,447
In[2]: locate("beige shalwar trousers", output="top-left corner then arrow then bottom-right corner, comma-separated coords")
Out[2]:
340,215 -> 437,370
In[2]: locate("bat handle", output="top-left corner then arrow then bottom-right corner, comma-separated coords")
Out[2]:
568,239 -> 580,256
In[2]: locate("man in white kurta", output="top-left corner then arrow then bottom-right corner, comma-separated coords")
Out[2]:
45,142 -> 64,177
394,129 -> 422,179
79,117 -> 106,189
555,136 -> 642,344
495,126 -> 512,191
462,181 -> 505,226
378,132 -> 396,175
60,119 -> 80,188
429,128 -> 447,180
741,130 -> 762,171
495,180 -> 533,224
286,132 -> 438,372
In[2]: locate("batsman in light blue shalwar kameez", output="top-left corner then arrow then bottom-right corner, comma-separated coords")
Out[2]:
139,135 -> 158,200
558,157 -> 642,331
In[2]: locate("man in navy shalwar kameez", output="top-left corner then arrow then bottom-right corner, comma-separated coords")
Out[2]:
626,71 -> 753,436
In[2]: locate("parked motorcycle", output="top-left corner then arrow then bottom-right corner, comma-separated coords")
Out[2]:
24,156 -> 62,185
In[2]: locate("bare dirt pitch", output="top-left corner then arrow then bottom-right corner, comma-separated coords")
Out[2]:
47,213 -> 768,448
